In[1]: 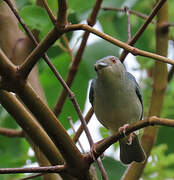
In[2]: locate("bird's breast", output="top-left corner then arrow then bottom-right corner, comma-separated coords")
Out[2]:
93,81 -> 142,132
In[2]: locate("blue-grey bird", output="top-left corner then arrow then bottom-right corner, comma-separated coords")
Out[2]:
89,56 -> 146,164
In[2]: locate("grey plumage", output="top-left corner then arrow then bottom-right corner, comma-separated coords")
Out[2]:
89,56 -> 146,164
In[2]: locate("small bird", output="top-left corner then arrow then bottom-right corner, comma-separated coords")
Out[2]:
89,56 -> 146,164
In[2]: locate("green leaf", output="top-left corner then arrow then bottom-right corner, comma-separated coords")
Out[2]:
16,0 -> 30,9
0,110 -> 29,169
68,0 -> 95,12
94,157 -> 126,180
19,5 -> 53,39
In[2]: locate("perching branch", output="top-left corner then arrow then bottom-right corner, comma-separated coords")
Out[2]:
1,116 -> 174,175
87,116 -> 174,162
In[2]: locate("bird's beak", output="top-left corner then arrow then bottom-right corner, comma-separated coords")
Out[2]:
94,62 -> 108,71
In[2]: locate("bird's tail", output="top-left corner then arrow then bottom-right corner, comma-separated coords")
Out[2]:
119,133 -> 146,165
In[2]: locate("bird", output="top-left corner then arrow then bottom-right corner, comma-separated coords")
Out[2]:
89,56 -> 146,164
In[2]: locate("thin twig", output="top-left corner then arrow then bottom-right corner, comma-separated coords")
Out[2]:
124,6 -> 131,41
68,117 -> 85,153
102,7 -> 156,24
119,0 -> 167,61
73,107 -> 94,143
57,41 -> 68,52
19,173 -> 44,180
62,34 -> 73,61
0,127 -> 24,137
0,165 -> 66,174
43,0 -> 56,24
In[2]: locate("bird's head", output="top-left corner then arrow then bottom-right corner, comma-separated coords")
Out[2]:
94,56 -> 125,80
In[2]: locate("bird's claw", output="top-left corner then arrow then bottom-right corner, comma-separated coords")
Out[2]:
119,124 -> 134,145
119,124 -> 129,136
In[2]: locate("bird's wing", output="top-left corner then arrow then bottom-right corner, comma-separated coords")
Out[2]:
125,72 -> 143,119
89,79 -> 95,106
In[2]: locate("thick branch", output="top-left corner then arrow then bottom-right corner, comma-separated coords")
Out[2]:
18,27 -> 63,79
0,49 -> 86,173
0,90 -> 63,165
57,0 -> 68,28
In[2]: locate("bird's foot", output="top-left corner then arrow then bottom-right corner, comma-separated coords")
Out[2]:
119,124 -> 129,136
119,124 -> 134,145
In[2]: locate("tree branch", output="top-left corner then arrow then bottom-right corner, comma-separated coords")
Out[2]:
57,0 -> 68,28
0,127 -> 24,137
43,0 -> 56,24
53,0 -> 103,117
0,165 -> 66,174
86,116 -> 174,162
18,27 -> 63,79
64,24 -> 174,65
102,7 -> 156,24
119,0 -> 167,61
0,90 -> 64,166
0,49 -> 85,175
124,6 -> 131,41
19,173 -> 44,180
73,107 -> 94,143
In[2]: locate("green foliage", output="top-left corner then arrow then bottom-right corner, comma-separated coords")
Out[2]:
1,0 -> 174,179
95,157 -> 126,180
19,5 -> 53,39
0,109 -> 30,180
143,144 -> 174,180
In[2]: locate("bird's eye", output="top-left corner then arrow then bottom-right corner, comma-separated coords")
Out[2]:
110,58 -> 116,64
